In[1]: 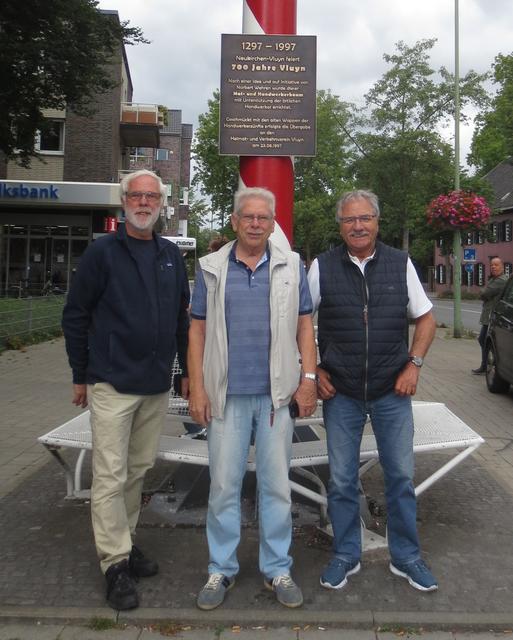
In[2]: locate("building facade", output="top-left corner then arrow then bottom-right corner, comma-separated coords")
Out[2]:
433,161 -> 513,294
0,10 -> 192,297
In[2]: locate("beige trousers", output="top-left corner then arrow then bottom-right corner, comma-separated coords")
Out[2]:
88,382 -> 169,573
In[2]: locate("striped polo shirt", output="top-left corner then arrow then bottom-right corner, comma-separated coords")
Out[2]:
191,243 -> 312,395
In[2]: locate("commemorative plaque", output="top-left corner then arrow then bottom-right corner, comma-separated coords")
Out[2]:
219,34 -> 316,157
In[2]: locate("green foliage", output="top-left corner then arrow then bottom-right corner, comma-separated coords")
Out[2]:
293,90 -> 357,260
192,90 -> 239,228
87,617 -> 119,631
0,0 -> 148,166
469,52 -> 513,174
351,39 -> 487,269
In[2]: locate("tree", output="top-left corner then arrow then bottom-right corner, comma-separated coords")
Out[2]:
192,89 -> 357,260
293,90 -> 357,261
353,40 -> 488,259
0,0 -> 147,166
192,91 -> 239,229
469,52 -> 513,174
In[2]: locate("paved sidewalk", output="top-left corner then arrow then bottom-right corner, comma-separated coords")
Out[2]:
1,331 -> 513,636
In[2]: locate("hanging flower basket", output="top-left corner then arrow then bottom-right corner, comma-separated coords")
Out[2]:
426,190 -> 491,231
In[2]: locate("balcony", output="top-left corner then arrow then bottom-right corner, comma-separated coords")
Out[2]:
120,103 -> 160,148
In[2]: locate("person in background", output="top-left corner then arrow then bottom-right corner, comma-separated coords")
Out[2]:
62,169 -> 190,610
188,187 -> 317,610
207,235 -> 229,253
472,257 -> 508,374
308,189 -> 438,593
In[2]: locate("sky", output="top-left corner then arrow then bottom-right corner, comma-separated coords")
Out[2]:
97,0 -> 513,170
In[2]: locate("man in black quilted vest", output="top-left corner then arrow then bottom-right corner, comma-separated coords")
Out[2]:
308,189 -> 438,593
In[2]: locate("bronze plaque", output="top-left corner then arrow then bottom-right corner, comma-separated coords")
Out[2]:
219,34 -> 316,157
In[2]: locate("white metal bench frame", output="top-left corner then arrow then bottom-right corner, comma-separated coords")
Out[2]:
38,401 -> 483,507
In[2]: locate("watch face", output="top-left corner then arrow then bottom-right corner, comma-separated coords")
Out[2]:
410,356 -> 423,367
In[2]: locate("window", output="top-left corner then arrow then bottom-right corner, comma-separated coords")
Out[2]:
155,149 -> 169,161
488,222 -> 498,243
503,220 -> 512,242
437,264 -> 446,284
36,120 -> 64,153
464,231 -> 474,245
476,230 -> 486,244
179,187 -> 189,206
462,264 -> 474,287
476,263 -> 485,286
505,262 -> 513,277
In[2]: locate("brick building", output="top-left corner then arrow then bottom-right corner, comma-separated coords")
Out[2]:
0,10 -> 192,297
433,160 -> 513,294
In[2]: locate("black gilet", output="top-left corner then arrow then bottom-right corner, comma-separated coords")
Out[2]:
317,241 -> 409,401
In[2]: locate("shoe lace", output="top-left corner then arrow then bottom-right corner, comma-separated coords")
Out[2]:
107,567 -> 134,598
411,559 -> 429,574
273,574 -> 296,590
205,573 -> 225,590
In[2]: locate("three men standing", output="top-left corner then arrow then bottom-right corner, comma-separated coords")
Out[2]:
62,170 -> 190,610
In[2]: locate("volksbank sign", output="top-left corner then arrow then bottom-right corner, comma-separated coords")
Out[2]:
0,180 -> 121,208
1,182 -> 59,199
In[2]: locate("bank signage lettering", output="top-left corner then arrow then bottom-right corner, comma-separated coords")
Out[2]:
0,182 -> 59,199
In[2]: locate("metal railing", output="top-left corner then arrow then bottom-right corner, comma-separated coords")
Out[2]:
0,295 -> 66,349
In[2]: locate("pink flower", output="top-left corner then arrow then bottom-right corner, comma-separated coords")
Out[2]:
426,190 -> 491,231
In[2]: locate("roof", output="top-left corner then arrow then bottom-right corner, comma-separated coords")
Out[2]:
484,160 -> 513,212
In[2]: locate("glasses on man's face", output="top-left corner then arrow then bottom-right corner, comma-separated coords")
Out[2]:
239,214 -> 273,224
339,213 -> 377,225
125,191 -> 162,202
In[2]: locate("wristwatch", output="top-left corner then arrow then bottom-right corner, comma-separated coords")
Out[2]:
303,372 -> 318,381
408,355 -> 424,368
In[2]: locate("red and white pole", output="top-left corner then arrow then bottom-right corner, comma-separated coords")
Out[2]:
241,0 -> 296,249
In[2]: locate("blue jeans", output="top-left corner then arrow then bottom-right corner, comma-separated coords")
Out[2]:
206,394 -> 294,578
323,391 -> 420,565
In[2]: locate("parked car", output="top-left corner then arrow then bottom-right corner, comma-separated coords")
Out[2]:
485,274 -> 513,393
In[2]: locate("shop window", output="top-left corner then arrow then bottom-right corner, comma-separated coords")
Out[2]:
35,120 -> 64,153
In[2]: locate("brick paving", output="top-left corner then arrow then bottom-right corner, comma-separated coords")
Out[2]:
0,330 -> 513,633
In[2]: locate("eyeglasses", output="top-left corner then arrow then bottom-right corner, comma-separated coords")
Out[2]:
339,214 -> 377,225
125,191 -> 162,202
239,214 -> 273,224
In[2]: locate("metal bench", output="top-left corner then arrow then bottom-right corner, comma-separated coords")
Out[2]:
38,401 -> 484,547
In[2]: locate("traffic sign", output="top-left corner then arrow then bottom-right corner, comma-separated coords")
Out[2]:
463,248 -> 476,262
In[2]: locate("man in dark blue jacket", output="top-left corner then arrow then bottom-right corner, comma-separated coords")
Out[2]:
62,169 -> 189,611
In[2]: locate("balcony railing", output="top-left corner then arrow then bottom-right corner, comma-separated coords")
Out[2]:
120,102 -> 159,125
120,103 -> 160,148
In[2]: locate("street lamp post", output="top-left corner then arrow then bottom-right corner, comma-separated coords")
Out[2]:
453,0 -> 463,338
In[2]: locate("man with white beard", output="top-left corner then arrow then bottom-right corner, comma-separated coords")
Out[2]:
62,170 -> 190,610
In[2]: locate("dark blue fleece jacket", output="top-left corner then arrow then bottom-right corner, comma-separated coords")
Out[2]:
62,225 -> 189,395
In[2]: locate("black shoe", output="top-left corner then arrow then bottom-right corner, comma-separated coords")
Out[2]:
472,367 -> 486,375
105,559 -> 139,610
129,545 -> 159,577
